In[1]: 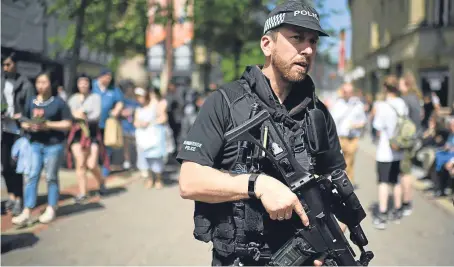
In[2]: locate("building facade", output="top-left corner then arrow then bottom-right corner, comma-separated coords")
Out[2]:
347,0 -> 454,107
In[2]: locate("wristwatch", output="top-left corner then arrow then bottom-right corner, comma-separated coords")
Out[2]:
248,173 -> 260,199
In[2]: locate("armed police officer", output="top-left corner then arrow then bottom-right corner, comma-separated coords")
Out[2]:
177,1 -> 348,266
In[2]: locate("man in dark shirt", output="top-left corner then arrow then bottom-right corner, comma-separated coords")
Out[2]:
177,1 -> 346,265
1,53 -> 35,215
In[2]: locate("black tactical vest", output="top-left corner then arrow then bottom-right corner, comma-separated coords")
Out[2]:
193,77 -> 316,260
193,79 -> 259,258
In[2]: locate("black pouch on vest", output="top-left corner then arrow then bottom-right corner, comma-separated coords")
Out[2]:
193,201 -> 214,242
304,109 -> 330,155
244,199 -> 265,236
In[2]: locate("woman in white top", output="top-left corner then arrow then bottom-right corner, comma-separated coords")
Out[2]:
134,87 -> 168,189
67,74 -> 106,203
372,75 -> 408,230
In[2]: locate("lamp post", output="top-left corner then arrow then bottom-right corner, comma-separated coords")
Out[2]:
375,54 -> 390,94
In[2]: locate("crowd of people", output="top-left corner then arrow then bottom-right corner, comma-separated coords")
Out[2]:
328,71 -> 454,230
2,49 -> 453,233
1,52 -> 209,226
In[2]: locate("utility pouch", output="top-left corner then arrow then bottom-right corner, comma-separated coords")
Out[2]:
304,109 -> 330,154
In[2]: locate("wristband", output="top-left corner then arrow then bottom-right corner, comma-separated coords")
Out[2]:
248,173 -> 259,199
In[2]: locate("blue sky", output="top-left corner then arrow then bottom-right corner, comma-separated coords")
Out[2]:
322,0 -> 352,61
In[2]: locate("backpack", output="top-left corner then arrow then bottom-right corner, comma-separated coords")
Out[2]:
386,102 -> 417,150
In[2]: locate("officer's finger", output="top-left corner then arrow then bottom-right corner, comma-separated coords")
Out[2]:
293,200 -> 309,226
284,208 -> 292,220
269,211 -> 278,220
314,252 -> 329,266
277,211 -> 286,221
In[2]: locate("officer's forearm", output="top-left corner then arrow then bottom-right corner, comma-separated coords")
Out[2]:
179,161 -> 250,203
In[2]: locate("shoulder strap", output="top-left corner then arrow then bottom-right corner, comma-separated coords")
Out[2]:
218,88 -> 236,127
218,81 -> 251,127
385,102 -> 402,118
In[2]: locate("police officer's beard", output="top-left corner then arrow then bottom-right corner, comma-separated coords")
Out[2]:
271,51 -> 308,84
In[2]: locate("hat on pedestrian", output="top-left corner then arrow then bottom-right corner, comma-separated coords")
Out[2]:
99,68 -> 112,77
263,0 -> 328,37
134,87 -> 148,97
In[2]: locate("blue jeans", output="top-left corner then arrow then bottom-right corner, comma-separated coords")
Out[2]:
100,127 -> 112,177
102,146 -> 113,177
24,143 -> 64,209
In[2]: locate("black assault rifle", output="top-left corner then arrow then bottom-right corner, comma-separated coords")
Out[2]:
224,108 -> 374,266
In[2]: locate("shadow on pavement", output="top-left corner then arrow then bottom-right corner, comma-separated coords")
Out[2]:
1,232 -> 39,254
37,193 -> 74,207
1,193 -> 74,215
163,171 -> 179,187
57,186 -> 128,218
88,186 -> 128,198
57,201 -> 105,218
368,196 -> 396,215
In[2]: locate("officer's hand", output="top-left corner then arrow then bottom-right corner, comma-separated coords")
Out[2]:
254,175 -> 309,226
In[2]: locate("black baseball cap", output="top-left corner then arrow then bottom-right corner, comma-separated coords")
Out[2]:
263,0 -> 329,37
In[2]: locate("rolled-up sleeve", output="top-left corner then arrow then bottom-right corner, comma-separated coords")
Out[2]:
176,91 -> 229,167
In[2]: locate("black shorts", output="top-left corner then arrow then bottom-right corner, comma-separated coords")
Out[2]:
377,161 -> 401,184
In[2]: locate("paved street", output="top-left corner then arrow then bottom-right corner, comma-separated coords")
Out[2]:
1,138 -> 454,266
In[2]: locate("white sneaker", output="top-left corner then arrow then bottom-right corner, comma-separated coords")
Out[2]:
12,210 -> 31,226
123,161 -> 131,170
38,206 -> 56,224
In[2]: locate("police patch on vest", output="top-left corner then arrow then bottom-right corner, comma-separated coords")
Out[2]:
183,140 -> 202,151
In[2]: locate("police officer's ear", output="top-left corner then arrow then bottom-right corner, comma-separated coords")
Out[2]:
261,30 -> 277,57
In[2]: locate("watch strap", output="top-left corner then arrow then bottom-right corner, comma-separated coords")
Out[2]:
248,173 -> 259,199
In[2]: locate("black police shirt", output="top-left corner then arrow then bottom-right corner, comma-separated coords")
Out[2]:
176,70 -> 346,175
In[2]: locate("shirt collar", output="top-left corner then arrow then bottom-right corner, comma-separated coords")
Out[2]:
241,65 -> 316,112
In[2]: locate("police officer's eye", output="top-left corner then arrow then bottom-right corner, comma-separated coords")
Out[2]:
310,39 -> 318,45
291,36 -> 301,41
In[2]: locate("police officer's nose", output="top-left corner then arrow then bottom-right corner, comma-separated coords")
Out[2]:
300,45 -> 313,57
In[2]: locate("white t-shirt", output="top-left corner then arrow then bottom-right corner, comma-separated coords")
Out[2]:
2,79 -> 20,134
373,97 -> 409,162
4,79 -> 15,116
331,96 -> 367,138
431,93 -> 440,105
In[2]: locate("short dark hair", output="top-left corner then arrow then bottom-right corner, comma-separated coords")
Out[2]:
383,75 -> 400,95
5,52 -> 18,63
151,87 -> 162,100
265,28 -> 278,41
76,73 -> 93,91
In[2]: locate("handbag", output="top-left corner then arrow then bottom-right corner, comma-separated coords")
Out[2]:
104,117 -> 124,149
135,125 -> 159,150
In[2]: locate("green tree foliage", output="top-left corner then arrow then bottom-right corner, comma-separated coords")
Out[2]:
200,0 -> 341,82
193,0 -> 268,81
49,0 -> 148,60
